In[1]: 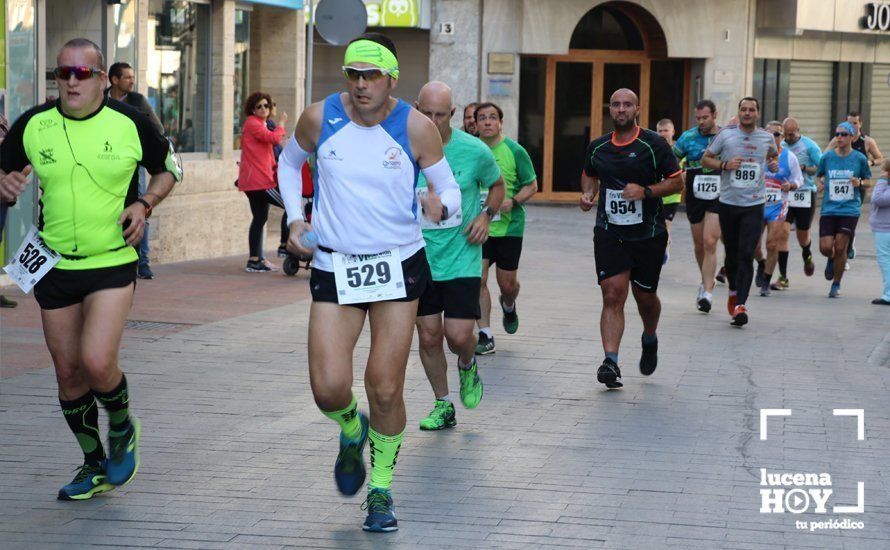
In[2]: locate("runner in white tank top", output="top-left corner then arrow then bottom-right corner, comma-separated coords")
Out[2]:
275,33 -> 460,533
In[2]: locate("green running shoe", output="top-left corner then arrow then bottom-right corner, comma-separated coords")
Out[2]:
500,296 -> 519,334
459,358 -> 483,409
475,332 -> 495,355
58,462 -> 114,501
419,400 -> 456,430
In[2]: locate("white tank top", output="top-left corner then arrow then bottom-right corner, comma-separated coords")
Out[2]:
311,94 -> 423,271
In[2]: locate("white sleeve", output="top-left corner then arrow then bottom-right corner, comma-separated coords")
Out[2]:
277,135 -> 311,225
788,151 -> 804,189
420,157 -> 461,218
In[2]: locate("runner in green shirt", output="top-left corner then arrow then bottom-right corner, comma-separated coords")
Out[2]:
414,82 -> 505,430
473,102 -> 537,355
0,39 -> 181,501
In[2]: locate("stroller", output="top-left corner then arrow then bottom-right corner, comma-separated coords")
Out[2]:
283,160 -> 315,276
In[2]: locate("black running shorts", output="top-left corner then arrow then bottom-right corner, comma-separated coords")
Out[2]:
685,173 -> 721,225
417,277 -> 481,319
593,228 -> 668,293
309,248 -> 430,311
818,215 -> 859,239
482,236 -> 523,271
785,203 -> 816,231
34,262 -> 137,310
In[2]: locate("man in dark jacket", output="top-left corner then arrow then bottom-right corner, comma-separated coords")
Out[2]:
108,62 -> 164,279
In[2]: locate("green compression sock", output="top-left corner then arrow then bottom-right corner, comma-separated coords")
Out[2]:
368,428 -> 403,490
322,394 -> 363,441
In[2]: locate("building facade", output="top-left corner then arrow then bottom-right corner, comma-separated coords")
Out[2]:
2,0 -> 307,265
427,0 -> 890,200
4,0 -> 888,266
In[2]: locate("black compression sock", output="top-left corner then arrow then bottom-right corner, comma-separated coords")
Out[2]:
60,392 -> 106,466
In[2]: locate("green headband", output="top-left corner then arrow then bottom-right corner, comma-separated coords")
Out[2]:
344,39 -> 399,80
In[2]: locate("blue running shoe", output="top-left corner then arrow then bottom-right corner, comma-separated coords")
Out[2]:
362,488 -> 398,532
335,412 -> 369,496
829,282 -> 841,298
58,462 -> 114,501
106,416 -> 140,486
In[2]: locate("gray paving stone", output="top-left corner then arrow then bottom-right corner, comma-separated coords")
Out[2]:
1,205 -> 888,548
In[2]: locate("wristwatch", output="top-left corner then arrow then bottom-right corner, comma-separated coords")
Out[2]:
643,187 -> 653,199
511,197 -> 521,210
482,205 -> 496,218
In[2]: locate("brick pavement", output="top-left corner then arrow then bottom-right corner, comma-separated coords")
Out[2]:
1,205 -> 888,549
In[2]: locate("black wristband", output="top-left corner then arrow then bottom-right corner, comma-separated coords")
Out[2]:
643,187 -> 653,199
136,198 -> 153,218
511,197 -> 521,210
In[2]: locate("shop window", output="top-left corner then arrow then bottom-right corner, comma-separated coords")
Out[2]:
752,59 -> 790,124
147,0 -> 210,153
112,0 -> 138,68
233,8 -> 250,149
832,63 -> 873,133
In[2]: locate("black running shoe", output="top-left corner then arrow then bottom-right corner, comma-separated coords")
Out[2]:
597,358 -> 623,389
639,336 -> 658,376
715,266 -> 727,284
755,260 -> 765,288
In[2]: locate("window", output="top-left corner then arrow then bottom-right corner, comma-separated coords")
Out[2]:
147,0 -> 210,152
752,59 -> 790,124
518,56 -> 546,192
832,62 -> 873,133
569,5 -> 644,51
233,8 -> 250,149
112,0 -> 138,68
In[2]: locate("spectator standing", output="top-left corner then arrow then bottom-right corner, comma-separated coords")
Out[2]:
237,92 -> 288,272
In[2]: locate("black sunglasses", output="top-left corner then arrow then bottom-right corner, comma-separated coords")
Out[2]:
54,65 -> 103,81
771,132 -> 782,137
254,103 -> 270,110
835,132 -> 851,137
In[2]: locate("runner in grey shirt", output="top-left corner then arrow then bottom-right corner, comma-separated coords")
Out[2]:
701,97 -> 778,327
706,124 -> 777,206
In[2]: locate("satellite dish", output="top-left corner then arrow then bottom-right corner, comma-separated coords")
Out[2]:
315,0 -> 368,46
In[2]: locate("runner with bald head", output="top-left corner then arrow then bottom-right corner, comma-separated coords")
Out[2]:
413,81 -> 505,430
580,88 -> 683,389
781,117 -> 822,282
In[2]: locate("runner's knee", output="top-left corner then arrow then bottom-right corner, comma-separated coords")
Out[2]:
444,324 -> 474,353
417,322 -> 444,351
365,381 -> 404,415
79,350 -> 119,389
53,360 -> 86,392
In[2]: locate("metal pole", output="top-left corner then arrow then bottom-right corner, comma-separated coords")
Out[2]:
305,0 -> 315,109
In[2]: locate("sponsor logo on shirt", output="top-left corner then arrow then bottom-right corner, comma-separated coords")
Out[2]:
383,147 -> 403,169
39,148 -> 56,165
322,148 -> 343,161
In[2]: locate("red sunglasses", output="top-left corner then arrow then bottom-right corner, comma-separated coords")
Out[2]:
53,65 -> 103,81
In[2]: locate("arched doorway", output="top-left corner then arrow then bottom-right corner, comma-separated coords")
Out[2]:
520,2 -> 689,201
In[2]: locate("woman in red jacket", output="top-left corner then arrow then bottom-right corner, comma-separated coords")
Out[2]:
238,91 -> 288,272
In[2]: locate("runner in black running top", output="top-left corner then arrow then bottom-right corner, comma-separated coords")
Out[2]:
580,88 -> 682,390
